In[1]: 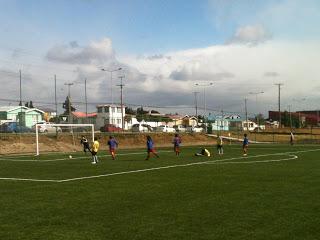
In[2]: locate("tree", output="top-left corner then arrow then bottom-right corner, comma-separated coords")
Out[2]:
62,96 -> 76,114
125,107 -> 136,115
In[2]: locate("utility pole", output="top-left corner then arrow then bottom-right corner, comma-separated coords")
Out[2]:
54,75 -> 58,124
193,91 -> 199,124
245,98 -> 248,131
64,82 -> 74,123
274,83 -> 284,128
19,69 -> 22,127
117,76 -> 125,131
85,78 -> 88,124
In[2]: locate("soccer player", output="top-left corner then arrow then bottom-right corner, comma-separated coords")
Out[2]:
172,133 -> 182,156
107,136 -> 118,160
217,134 -> 224,155
195,148 -> 211,157
80,136 -> 90,154
243,133 -> 249,156
91,137 -> 100,164
145,135 -> 159,160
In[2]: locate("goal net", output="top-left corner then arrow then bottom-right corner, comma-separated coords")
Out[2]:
35,123 -> 95,156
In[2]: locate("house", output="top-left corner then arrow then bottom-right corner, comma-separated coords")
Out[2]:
165,114 -> 184,126
72,112 -> 97,125
96,104 -> 126,129
182,115 -> 198,127
211,115 -> 230,131
38,107 -> 57,122
0,106 -> 44,128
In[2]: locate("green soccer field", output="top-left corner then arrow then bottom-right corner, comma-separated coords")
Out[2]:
0,144 -> 320,240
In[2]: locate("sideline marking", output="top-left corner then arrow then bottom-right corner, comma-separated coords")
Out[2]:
0,150 -> 173,162
2,148 -> 317,183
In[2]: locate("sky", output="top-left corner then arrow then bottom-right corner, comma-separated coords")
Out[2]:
0,0 -> 320,117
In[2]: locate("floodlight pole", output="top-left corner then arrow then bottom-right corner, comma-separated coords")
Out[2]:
117,76 -> 125,131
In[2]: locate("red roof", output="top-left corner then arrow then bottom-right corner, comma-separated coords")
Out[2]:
72,112 -> 97,118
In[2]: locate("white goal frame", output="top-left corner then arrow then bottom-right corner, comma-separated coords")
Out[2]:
35,123 -> 95,156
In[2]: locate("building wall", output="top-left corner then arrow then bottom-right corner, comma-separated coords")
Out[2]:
96,105 -> 126,129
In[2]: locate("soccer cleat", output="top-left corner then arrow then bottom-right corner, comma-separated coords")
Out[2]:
91,162 -> 96,164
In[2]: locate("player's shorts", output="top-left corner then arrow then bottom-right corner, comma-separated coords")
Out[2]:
91,151 -> 98,156
217,144 -> 223,149
243,144 -> 248,149
174,146 -> 180,152
109,148 -> 116,154
147,148 -> 156,153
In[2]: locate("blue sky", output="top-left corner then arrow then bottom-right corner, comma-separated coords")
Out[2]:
2,0 -> 319,54
1,0 -> 320,115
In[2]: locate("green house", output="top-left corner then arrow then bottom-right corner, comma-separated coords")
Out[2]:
0,106 -> 44,128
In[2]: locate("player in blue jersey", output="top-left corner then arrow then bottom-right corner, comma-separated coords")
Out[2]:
107,136 -> 118,160
145,135 -> 159,160
243,133 -> 249,156
172,133 -> 182,156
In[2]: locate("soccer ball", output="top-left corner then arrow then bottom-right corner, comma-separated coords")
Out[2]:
69,155 -> 73,159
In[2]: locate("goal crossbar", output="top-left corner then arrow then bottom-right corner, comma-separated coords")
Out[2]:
35,123 -> 95,156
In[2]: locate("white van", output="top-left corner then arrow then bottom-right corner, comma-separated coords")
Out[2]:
132,123 -> 153,132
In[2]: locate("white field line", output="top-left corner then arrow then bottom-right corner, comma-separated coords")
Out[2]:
0,150 -> 173,162
0,177 -> 59,182
0,148 -> 319,183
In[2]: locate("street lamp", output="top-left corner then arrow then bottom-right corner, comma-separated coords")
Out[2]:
195,82 -> 213,129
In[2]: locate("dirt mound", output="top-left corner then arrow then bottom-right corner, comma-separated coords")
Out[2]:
0,133 -> 214,155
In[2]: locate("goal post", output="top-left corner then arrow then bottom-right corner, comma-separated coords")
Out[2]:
35,123 -> 95,156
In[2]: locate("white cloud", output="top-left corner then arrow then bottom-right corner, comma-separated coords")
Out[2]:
1,36 -> 320,115
46,38 -> 115,65
228,25 -> 272,45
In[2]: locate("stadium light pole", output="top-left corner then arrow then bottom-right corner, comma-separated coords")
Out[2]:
195,82 -> 213,130
117,75 -> 125,131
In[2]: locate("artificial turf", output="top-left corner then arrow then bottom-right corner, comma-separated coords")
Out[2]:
0,144 -> 319,240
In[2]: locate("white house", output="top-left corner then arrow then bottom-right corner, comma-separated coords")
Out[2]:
96,104 -> 126,129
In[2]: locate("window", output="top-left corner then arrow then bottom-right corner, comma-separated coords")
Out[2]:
117,108 -> 121,113
97,107 -> 103,113
112,107 -> 116,113
104,107 -> 109,113
117,119 -> 121,124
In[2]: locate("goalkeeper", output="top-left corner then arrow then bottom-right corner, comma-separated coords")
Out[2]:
80,136 -> 91,154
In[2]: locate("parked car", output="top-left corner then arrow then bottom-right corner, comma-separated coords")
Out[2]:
156,125 -> 176,133
0,122 -> 32,133
187,126 -> 204,133
132,123 -> 153,132
100,124 -> 122,132
32,122 -> 62,133
173,125 -> 186,132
